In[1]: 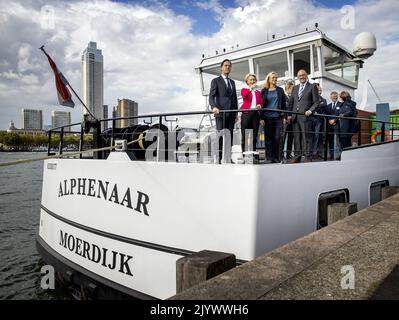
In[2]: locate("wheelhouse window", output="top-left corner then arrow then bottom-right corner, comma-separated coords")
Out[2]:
312,45 -> 319,72
318,189 -> 349,229
370,180 -> 389,205
253,52 -> 289,81
342,64 -> 359,83
228,60 -> 250,90
323,44 -> 359,84
293,49 -> 310,75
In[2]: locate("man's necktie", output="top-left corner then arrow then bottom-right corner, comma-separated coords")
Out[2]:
333,102 -> 336,110
298,84 -> 304,99
226,78 -> 232,91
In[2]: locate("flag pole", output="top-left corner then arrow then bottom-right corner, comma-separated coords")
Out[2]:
66,82 -> 97,120
39,45 -> 98,120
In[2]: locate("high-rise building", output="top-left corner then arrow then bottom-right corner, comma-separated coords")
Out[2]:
51,111 -> 71,131
117,99 -> 138,128
102,105 -> 108,130
82,41 -> 103,121
22,109 -> 43,130
112,106 -> 119,128
112,106 -> 118,119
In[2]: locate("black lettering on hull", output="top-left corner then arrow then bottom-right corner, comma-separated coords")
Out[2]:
57,178 -> 150,216
58,230 -> 134,277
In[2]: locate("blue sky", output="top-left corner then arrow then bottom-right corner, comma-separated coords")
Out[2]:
315,0 -> 356,8
113,0 -> 237,35
113,0 -> 357,35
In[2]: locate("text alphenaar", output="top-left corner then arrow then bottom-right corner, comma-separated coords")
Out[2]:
58,178 -> 150,216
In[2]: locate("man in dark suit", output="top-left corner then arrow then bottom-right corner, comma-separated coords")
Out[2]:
209,59 -> 238,163
325,91 -> 342,159
310,83 -> 327,159
288,69 -> 319,162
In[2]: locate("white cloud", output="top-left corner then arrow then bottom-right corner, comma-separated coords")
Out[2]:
195,0 -> 226,24
200,0 -> 399,109
0,0 -> 398,130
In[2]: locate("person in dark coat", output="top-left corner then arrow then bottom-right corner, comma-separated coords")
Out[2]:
209,59 -> 238,163
288,69 -> 320,162
283,80 -> 295,160
338,91 -> 357,149
310,83 -> 327,159
325,91 -> 342,159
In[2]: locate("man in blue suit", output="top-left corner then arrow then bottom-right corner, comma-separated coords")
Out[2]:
325,91 -> 342,159
209,59 -> 238,163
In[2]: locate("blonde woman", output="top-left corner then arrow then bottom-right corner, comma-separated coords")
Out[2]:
240,73 -> 262,152
261,71 -> 287,163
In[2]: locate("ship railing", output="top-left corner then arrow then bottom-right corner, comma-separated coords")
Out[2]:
45,108 -> 399,163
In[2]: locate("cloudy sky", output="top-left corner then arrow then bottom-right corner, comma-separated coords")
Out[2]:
0,0 -> 398,129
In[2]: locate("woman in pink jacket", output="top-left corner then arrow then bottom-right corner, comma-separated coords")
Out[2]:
240,73 -> 262,152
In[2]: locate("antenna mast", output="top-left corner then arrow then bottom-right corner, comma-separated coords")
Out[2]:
368,80 -> 382,103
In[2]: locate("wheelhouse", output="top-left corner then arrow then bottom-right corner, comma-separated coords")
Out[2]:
195,28 -> 363,102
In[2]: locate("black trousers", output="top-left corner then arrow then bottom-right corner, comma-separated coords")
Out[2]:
241,111 -> 260,152
292,115 -> 311,158
215,114 -> 235,162
264,117 -> 282,162
327,124 -> 339,158
310,117 -> 323,157
339,135 -> 352,149
283,122 -> 294,159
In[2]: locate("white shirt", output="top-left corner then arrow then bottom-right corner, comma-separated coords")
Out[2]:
250,87 -> 257,109
299,81 -> 308,90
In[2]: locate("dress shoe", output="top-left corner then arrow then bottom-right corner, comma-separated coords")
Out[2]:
290,156 -> 302,163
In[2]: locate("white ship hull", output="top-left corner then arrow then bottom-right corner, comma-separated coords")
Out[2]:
37,141 -> 399,299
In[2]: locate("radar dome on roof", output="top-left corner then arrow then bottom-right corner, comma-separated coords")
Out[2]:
353,32 -> 376,59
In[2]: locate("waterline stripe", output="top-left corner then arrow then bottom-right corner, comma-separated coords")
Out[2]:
40,204 -> 248,264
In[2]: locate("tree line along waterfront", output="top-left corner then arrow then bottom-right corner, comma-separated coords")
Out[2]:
0,131 -> 93,151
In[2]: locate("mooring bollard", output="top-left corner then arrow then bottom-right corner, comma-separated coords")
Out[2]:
176,250 -> 236,294
327,202 -> 358,225
381,186 -> 399,200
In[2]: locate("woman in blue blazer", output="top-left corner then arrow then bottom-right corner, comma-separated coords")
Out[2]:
261,71 -> 287,163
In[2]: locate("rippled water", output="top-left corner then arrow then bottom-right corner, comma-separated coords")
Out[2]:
0,152 -> 62,300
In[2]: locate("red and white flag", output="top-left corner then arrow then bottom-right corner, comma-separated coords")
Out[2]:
40,46 -> 75,108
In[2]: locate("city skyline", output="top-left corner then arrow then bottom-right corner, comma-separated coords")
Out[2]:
0,0 -> 398,129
